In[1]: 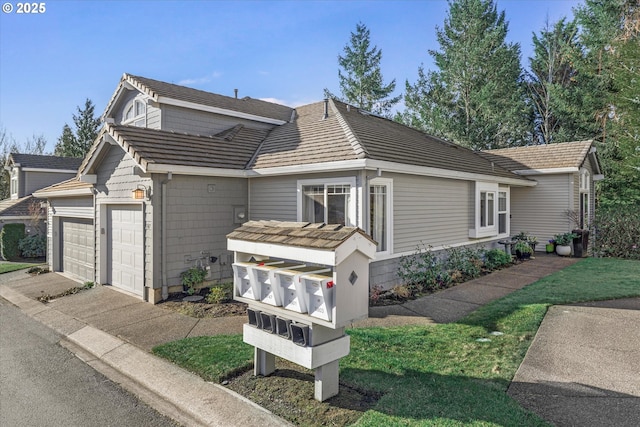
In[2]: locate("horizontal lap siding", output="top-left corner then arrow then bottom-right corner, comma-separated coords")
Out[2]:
393,174 -> 471,253
161,105 -> 274,136
24,171 -> 76,196
510,174 -> 573,247
164,176 -> 248,286
248,176 -> 298,221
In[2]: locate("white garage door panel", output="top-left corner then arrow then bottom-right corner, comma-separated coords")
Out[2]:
61,218 -> 94,282
108,205 -> 144,296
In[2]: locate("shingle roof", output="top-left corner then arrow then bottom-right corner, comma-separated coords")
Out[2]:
106,124 -> 269,171
33,178 -> 94,196
8,153 -> 83,171
104,74 -> 294,123
250,99 -> 524,181
0,195 -> 44,217
227,220 -> 376,250
480,141 -> 593,171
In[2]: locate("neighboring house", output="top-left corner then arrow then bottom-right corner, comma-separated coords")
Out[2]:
481,141 -> 603,249
35,73 -> 601,302
1,154 -> 83,237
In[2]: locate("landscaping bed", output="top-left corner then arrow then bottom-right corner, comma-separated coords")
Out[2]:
153,258 -> 640,426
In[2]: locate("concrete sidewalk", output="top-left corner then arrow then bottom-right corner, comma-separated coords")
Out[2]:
1,254 -> 638,426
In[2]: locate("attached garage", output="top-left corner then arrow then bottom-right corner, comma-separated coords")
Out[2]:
107,205 -> 144,296
60,217 -> 94,282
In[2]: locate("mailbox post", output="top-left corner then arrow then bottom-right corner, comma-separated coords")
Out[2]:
227,221 -> 376,401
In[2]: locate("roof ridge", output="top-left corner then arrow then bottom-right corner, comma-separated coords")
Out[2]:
330,99 -> 368,159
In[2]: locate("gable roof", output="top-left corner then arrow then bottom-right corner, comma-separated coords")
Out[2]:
227,220 -> 376,251
7,153 -> 83,172
33,178 -> 94,198
480,141 -> 601,174
0,195 -> 44,217
97,123 -> 269,174
103,73 -> 294,124
249,99 -> 528,183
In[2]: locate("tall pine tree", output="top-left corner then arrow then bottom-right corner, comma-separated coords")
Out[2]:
326,22 -> 400,117
54,98 -> 100,158
400,0 -> 529,150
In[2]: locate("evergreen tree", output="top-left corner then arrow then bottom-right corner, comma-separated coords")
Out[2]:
326,22 -> 400,117
401,0 -> 529,150
54,98 -> 100,158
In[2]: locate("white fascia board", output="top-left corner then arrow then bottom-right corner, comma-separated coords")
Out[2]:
228,239 -> 337,265
157,97 -> 287,125
146,163 -> 246,177
79,174 -> 97,184
21,168 -> 78,174
33,188 -> 93,198
513,167 -> 579,175
249,158 -> 536,186
82,138 -> 109,174
0,216 -> 31,221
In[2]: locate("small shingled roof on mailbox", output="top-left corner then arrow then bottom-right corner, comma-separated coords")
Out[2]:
227,221 -> 377,266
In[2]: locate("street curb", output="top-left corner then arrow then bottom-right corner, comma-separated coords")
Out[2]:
1,284 -> 291,427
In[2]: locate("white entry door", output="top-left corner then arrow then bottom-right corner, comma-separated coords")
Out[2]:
108,205 -> 144,296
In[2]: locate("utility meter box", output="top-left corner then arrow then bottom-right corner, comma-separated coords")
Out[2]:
227,221 -> 377,402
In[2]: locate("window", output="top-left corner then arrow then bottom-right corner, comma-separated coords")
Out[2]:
298,178 -> 356,226
10,175 -> 18,197
123,99 -> 146,127
369,178 -> 392,253
498,190 -> 508,234
579,169 -> 591,228
470,182 -> 501,238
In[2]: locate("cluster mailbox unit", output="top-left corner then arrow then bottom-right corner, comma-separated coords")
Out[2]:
227,221 -> 377,401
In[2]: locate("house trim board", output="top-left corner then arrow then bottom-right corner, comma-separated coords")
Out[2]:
21,168 -> 79,174
513,167 -> 580,175
157,97 -> 287,126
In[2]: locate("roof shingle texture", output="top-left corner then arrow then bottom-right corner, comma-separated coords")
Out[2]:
9,153 -> 83,171
0,196 -> 44,217
34,178 -> 94,195
250,99 -> 522,180
480,141 -> 593,171
126,74 -> 294,122
107,124 -> 269,170
227,220 -> 375,250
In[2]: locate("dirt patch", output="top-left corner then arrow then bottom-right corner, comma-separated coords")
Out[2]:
157,291 -> 247,318
225,359 -> 380,426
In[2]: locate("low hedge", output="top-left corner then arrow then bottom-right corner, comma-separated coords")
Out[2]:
1,223 -> 25,261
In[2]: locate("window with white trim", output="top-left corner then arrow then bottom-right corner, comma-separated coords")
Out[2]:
123,99 -> 146,127
369,178 -> 392,253
498,189 -> 509,235
297,178 -> 356,226
579,169 -> 591,228
470,182 -> 499,238
10,175 -> 18,197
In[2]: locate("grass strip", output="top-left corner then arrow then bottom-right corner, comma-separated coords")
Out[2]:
0,263 -> 39,274
153,258 -> 640,426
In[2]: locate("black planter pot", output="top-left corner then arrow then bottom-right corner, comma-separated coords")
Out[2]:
516,250 -> 532,260
572,229 -> 590,258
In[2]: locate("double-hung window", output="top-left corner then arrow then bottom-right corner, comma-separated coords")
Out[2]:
298,178 -> 356,226
369,178 -> 392,253
579,169 -> 590,229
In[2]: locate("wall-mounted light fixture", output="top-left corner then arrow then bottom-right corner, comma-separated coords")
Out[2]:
132,184 -> 149,200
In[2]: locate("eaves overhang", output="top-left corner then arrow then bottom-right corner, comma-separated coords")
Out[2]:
513,167 -> 580,175
146,163 -> 247,178
248,159 -> 536,187
33,188 -> 93,198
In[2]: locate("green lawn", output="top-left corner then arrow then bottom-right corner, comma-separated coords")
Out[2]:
0,262 -> 38,274
153,258 -> 640,426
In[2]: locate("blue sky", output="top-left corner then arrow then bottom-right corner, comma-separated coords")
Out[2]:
1,0 -> 581,154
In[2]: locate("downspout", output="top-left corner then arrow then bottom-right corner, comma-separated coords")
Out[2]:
92,187 -> 98,284
161,172 -> 172,300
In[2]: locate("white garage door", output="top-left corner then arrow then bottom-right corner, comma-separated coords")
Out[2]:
108,205 -> 144,296
61,218 -> 94,282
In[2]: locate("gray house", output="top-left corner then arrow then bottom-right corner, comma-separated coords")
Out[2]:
1,153 -> 82,236
35,73 -> 601,302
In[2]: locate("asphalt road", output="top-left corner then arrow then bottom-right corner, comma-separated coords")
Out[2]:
0,298 -> 179,427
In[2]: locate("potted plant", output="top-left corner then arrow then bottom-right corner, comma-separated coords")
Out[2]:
546,239 -> 556,253
514,240 -> 533,260
554,232 -> 577,256
565,209 -> 590,257
527,236 -> 538,252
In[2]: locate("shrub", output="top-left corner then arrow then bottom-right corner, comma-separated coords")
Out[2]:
206,283 -> 232,304
18,234 -> 46,258
444,246 -> 483,281
398,245 -> 446,292
0,223 -> 25,261
593,205 -> 640,260
484,249 -> 512,271
180,266 -> 207,295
